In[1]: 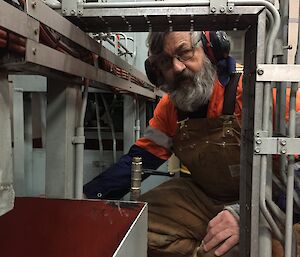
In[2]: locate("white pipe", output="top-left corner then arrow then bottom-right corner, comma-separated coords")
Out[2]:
100,94 -> 117,163
95,93 -> 104,171
75,81 -> 88,199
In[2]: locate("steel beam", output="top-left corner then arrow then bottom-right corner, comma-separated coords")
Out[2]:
0,70 -> 14,216
13,87 -> 26,196
45,79 -> 80,198
25,40 -> 156,99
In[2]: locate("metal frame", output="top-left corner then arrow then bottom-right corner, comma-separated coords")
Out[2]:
1,1 -> 300,257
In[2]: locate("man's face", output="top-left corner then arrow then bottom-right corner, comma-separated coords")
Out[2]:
155,32 -> 216,112
160,32 -> 204,85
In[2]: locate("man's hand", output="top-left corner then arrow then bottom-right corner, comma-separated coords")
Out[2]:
202,210 -> 239,256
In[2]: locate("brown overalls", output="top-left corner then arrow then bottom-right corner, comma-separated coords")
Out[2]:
141,111 -> 241,257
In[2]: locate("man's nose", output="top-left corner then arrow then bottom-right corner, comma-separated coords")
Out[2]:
172,57 -> 186,73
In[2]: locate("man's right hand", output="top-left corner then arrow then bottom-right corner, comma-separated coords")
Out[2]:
201,210 -> 239,256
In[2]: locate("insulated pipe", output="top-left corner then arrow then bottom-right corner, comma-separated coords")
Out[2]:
75,81 -> 88,199
95,93 -> 104,171
284,3 -> 300,255
285,83 -> 297,257
100,94 -> 117,163
265,9 -> 274,48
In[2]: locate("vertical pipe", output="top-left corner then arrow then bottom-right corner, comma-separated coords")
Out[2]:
130,156 -> 142,201
100,94 -> 117,163
95,93 -> 104,171
75,82 -> 88,199
285,3 -> 300,254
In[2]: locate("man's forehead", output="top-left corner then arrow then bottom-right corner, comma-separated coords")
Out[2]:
163,32 -> 192,52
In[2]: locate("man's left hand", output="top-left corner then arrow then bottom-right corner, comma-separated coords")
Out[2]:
202,210 -> 239,256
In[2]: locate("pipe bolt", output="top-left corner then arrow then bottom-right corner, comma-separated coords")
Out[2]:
220,7 -> 225,13
257,68 -> 264,75
281,148 -> 287,154
280,139 -> 286,146
256,138 -> 262,145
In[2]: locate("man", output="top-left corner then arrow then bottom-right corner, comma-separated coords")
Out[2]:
85,31 -> 242,257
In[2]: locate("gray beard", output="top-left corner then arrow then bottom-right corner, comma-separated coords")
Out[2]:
165,55 -> 216,112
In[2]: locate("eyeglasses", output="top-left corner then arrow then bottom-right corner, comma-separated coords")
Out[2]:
152,48 -> 195,71
152,37 -> 201,71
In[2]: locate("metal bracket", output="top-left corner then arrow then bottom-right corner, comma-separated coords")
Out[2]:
62,0 -> 84,16
254,131 -> 300,155
210,0 -> 234,14
256,64 -> 300,82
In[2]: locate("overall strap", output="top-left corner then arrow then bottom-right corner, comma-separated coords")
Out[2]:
222,72 -> 242,115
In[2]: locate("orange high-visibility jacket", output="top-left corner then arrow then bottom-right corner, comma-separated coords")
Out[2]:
135,78 -> 243,160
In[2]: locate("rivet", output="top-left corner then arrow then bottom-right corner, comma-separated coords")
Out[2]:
255,147 -> 260,153
31,1 -> 37,8
228,6 -> 233,12
281,148 -> 287,154
32,48 -> 37,55
256,138 -> 262,145
211,7 -> 216,13
70,9 -> 76,15
97,192 -> 102,198
34,28 -> 38,35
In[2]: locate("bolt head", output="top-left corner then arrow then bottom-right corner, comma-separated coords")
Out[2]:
257,68 -> 264,75
280,139 -> 286,146
70,9 -> 76,15
281,148 -> 287,154
32,48 -> 37,55
228,6 -> 233,12
220,7 -> 225,13
211,7 -> 216,13
256,138 -> 262,145
31,1 -> 36,8
255,147 -> 260,153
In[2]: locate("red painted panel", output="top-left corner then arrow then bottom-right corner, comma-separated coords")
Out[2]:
0,197 -> 145,257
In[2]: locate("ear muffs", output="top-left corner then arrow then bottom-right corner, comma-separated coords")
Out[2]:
201,31 -> 230,64
144,57 -> 164,87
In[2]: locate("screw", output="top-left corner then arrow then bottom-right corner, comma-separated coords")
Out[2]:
255,147 -> 260,153
257,68 -> 264,75
211,7 -> 216,13
31,1 -> 37,8
70,9 -> 76,15
228,6 -> 233,12
220,6 -> 226,13
256,138 -> 262,145
281,148 -> 287,154
32,48 -> 37,55
280,139 -> 286,146
283,45 -> 293,50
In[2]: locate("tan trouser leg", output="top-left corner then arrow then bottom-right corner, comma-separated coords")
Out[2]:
141,178 -> 237,257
